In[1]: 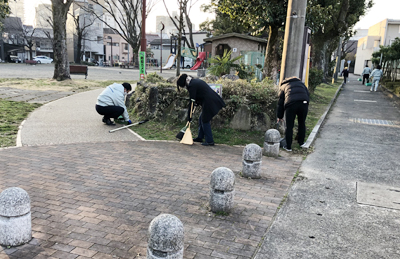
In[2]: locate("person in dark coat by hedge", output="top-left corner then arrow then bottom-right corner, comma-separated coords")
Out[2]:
277,77 -> 310,151
177,74 -> 225,146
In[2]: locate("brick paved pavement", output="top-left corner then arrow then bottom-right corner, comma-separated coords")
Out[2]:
0,141 -> 301,259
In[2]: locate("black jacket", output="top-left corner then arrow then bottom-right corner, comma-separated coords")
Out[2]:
187,79 -> 226,122
341,69 -> 349,77
277,77 -> 310,119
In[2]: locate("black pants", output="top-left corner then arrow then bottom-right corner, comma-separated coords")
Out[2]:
95,105 -> 124,120
362,74 -> 370,84
344,76 -> 348,83
285,101 -> 308,149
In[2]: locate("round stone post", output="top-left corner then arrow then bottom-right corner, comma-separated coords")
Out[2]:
242,144 -> 262,179
0,187 -> 32,246
210,167 -> 235,213
263,129 -> 281,157
147,214 -> 184,259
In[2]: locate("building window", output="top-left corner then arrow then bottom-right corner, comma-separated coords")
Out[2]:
124,44 -> 128,50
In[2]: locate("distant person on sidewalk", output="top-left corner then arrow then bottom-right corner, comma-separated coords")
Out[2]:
341,67 -> 349,84
177,74 -> 225,146
95,82 -> 132,125
370,65 -> 383,92
277,77 -> 310,152
361,65 -> 372,84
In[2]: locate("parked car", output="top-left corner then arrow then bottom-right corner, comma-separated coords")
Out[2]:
10,55 -> 22,63
33,56 -> 53,64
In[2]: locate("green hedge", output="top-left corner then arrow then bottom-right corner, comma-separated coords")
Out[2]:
129,73 -> 279,130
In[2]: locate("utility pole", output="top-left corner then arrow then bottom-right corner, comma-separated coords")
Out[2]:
279,0 -> 307,83
140,0 -> 146,52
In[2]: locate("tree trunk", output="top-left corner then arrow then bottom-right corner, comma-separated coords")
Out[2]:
29,48 -> 33,60
76,32 -> 82,64
263,25 -> 279,79
52,0 -> 72,81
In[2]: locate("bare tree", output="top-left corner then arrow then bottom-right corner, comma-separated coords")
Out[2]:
51,0 -> 74,81
162,0 -> 198,49
79,0 -> 159,62
22,25 -> 36,60
69,8 -> 97,63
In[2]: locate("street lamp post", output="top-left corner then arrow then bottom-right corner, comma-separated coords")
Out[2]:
107,36 -> 113,66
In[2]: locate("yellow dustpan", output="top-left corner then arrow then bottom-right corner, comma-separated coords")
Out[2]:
180,123 -> 193,145
180,101 -> 194,145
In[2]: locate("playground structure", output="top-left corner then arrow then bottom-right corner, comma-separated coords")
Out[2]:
162,51 -> 208,70
162,54 -> 176,69
190,52 -> 206,70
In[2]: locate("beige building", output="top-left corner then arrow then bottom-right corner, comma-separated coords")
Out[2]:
204,33 -> 267,60
103,28 -> 134,66
354,19 -> 400,75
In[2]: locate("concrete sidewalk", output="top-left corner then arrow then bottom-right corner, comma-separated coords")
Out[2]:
255,74 -> 400,258
19,88 -> 143,146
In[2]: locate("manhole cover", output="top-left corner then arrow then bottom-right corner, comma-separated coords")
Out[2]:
353,118 -> 395,126
357,182 -> 400,210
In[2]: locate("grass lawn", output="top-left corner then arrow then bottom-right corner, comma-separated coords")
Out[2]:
133,121 -> 266,146
0,100 -> 41,147
306,81 -> 342,138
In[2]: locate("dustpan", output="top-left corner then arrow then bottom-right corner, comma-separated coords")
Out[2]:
366,83 -> 372,86
180,101 -> 194,145
180,123 -> 193,145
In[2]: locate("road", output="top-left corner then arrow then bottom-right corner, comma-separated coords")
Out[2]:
0,63 -> 197,80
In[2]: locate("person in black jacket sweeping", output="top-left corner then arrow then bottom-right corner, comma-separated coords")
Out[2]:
177,74 -> 225,146
277,77 -> 310,151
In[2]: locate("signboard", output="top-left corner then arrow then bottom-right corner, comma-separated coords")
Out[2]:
208,84 -> 222,97
232,48 -> 237,53
139,51 -> 146,80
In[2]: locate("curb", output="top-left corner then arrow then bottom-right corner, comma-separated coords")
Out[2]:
302,82 -> 344,149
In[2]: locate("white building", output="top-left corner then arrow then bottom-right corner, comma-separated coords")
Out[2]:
66,0 -> 104,63
354,19 -> 400,75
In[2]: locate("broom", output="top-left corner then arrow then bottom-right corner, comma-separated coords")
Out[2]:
176,102 -> 195,140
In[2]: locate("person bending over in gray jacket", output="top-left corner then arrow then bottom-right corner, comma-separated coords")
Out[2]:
96,82 -> 132,125
277,77 -> 310,151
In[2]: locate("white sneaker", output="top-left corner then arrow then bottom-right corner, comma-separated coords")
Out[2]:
283,146 -> 292,152
370,89 -> 372,92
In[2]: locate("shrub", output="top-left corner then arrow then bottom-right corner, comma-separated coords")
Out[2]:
129,75 -> 278,131
308,68 -> 324,93
208,49 -> 242,76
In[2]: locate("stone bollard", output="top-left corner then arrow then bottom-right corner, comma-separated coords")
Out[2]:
0,187 -> 32,246
147,214 -> 184,259
263,129 -> 281,158
242,144 -> 263,179
210,167 -> 235,213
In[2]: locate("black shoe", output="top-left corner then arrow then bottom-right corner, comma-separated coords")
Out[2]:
193,137 -> 203,142
201,142 -> 215,146
102,117 -> 106,123
105,118 -> 115,125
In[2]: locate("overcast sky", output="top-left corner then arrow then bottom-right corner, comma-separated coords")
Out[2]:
354,0 -> 400,29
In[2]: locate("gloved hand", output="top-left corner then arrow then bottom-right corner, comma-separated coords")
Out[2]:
127,120 -> 132,125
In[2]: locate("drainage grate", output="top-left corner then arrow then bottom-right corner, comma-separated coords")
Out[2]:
353,118 -> 395,126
